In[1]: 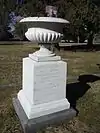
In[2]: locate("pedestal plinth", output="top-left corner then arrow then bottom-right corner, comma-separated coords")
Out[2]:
18,56 -> 70,119
13,98 -> 76,133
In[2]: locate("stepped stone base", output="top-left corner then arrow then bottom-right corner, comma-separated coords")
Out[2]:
13,97 -> 76,133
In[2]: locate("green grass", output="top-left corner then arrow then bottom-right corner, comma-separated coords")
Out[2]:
0,45 -> 100,133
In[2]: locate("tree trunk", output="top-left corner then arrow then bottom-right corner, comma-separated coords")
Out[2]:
87,33 -> 94,49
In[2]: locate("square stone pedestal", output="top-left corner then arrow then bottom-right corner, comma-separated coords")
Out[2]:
18,57 -> 70,119
13,56 -> 76,133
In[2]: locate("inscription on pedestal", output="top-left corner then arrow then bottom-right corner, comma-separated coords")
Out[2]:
34,62 -> 66,104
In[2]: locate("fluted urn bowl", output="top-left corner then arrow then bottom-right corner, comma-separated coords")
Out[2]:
25,28 -> 62,43
20,17 -> 69,43
20,17 -> 69,59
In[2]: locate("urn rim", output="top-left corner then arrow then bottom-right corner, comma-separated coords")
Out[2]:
20,17 -> 69,24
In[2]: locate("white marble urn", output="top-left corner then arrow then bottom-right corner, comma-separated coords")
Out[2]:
20,17 -> 69,60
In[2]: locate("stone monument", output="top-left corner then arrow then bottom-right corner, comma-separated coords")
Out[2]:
13,17 -> 76,133
46,5 -> 58,17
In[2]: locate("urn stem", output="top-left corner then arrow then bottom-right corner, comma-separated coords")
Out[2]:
32,43 -> 55,57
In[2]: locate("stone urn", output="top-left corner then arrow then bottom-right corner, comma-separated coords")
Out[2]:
20,17 -> 69,61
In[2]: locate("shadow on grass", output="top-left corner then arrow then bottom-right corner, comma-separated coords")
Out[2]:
66,74 -> 100,114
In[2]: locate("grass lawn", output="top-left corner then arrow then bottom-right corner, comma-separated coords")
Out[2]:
0,44 -> 100,133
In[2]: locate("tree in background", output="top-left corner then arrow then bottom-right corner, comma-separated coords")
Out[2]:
0,0 -> 17,40
16,0 -> 45,16
57,0 -> 100,47
92,0 -> 100,6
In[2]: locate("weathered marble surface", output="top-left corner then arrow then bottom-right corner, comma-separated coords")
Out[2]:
18,57 -> 70,119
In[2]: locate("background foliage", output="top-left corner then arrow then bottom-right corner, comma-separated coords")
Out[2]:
0,0 -> 100,47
